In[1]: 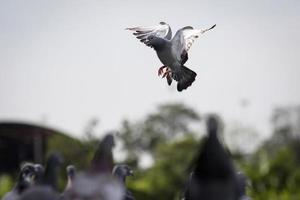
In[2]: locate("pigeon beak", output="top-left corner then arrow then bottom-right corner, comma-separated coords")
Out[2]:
24,173 -> 35,184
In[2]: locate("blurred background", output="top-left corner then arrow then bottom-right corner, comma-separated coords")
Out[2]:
0,0 -> 299,199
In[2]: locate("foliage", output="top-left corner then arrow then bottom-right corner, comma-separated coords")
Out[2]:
117,103 -> 200,167
127,136 -> 199,200
1,103 -> 300,200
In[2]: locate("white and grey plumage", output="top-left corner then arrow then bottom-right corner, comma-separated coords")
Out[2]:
2,163 -> 37,200
127,22 -> 216,91
112,164 -> 135,200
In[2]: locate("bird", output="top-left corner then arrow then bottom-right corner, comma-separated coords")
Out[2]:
90,134 -> 115,174
63,134 -> 124,200
32,164 -> 45,185
17,186 -> 61,200
42,153 -> 64,190
2,163 -> 37,200
112,164 -> 135,200
182,115 -> 240,200
64,165 -> 76,192
18,153 -> 63,200
236,171 -> 252,200
126,22 -> 216,91
65,172 -> 124,200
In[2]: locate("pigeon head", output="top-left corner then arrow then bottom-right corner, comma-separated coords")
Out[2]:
112,164 -> 134,183
33,164 -> 45,184
15,163 -> 37,193
67,165 -> 76,180
20,163 -> 36,185
206,114 -> 223,137
146,35 -> 164,49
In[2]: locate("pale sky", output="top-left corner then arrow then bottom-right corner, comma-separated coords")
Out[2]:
0,0 -> 299,140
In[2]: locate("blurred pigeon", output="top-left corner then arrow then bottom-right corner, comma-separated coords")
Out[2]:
42,153 -> 64,190
2,163 -> 36,200
32,164 -> 45,185
18,153 -> 63,200
18,186 -> 60,200
236,172 -> 252,200
183,115 -> 239,200
127,22 -> 216,91
64,165 -> 76,192
90,134 -> 115,174
112,164 -> 135,200
61,134 -> 125,200
62,134 -> 120,200
64,172 -> 124,200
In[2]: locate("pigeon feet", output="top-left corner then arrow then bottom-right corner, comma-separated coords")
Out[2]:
158,66 -> 167,76
162,69 -> 172,78
166,72 -> 172,85
158,66 -> 173,85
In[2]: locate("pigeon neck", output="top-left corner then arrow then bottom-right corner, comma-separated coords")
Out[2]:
153,38 -> 168,51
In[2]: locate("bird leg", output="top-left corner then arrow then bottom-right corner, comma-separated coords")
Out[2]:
166,73 -> 172,85
162,69 -> 172,78
158,66 -> 167,76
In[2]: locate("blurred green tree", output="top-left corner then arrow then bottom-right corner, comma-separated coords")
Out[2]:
117,103 -> 201,167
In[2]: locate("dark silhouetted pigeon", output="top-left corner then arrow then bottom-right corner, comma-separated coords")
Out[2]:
63,134 -> 124,200
18,186 -> 61,200
90,134 -> 115,174
42,153 -> 64,190
183,115 -> 239,200
127,22 -> 216,91
112,164 -> 135,200
2,163 -> 36,200
236,172 -> 252,200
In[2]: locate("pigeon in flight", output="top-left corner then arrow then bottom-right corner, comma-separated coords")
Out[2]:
127,22 -> 216,91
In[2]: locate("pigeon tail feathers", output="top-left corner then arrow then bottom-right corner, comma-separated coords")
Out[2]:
173,66 -> 197,92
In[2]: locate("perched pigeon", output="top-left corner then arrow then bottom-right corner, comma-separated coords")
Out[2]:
90,134 -> 115,174
112,165 -> 135,200
42,153 -> 64,190
64,172 -> 124,200
18,186 -> 61,200
63,135 -> 124,200
64,165 -> 76,192
236,172 -> 252,200
183,115 -> 239,200
127,22 -> 216,91
2,163 -> 36,200
18,153 -> 63,200
32,164 -> 45,185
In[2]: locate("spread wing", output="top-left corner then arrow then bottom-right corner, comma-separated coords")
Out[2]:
126,22 -> 172,47
172,24 -> 216,63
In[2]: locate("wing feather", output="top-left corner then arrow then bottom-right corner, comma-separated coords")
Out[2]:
126,22 -> 172,47
171,24 -> 216,63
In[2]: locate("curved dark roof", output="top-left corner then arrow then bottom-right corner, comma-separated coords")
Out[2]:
0,121 -> 60,139
0,121 -> 63,173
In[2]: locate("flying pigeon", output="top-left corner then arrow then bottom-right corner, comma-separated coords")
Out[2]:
2,163 -> 37,200
112,164 -> 135,200
126,22 -> 216,91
